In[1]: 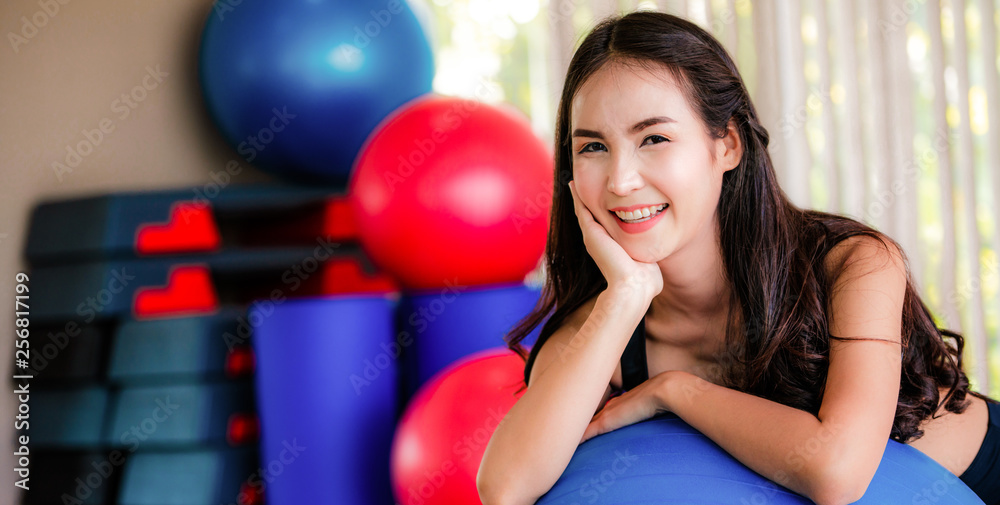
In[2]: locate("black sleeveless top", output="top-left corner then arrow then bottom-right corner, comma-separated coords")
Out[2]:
958,400 -> 1000,503
620,317 -> 649,391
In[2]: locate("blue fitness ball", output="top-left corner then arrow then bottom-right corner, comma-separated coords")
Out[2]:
199,0 -> 435,184
536,415 -> 984,504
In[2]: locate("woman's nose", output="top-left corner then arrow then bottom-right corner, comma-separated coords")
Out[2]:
607,156 -> 643,195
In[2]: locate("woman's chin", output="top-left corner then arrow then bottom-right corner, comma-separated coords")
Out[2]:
625,248 -> 665,264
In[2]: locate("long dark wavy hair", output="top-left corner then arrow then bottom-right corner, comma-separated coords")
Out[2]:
505,11 -> 992,443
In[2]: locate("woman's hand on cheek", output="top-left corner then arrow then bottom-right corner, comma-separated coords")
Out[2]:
568,181 -> 663,301
581,373 -> 671,443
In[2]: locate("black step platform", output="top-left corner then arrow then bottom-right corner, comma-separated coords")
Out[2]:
30,246 -> 395,322
25,184 -> 357,266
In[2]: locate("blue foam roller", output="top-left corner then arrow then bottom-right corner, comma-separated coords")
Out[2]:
252,295 -> 397,505
400,281 -> 542,396
537,415 -> 984,504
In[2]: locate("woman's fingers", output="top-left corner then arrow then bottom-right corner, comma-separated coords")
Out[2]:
581,382 -> 669,443
583,399 -> 634,442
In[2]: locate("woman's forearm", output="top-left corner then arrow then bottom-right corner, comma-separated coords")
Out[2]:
477,289 -> 648,505
660,371 -> 871,505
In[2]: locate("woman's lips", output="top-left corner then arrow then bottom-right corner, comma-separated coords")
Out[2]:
610,204 -> 668,234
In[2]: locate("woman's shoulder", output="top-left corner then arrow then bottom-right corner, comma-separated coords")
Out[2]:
820,233 -> 907,286
798,211 -> 906,281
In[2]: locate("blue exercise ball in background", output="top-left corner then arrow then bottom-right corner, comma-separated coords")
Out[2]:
537,415 -> 984,504
199,0 -> 435,184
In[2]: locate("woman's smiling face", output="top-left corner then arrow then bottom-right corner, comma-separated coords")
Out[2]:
569,60 -> 740,263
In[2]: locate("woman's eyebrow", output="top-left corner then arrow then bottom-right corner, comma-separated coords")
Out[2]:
630,116 -> 676,133
571,128 -> 603,139
572,116 -> 677,140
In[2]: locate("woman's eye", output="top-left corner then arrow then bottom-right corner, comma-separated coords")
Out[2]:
641,135 -> 670,146
577,142 -> 607,154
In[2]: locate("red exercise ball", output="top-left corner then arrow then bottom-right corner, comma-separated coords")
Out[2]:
391,349 -> 525,505
350,95 -> 553,290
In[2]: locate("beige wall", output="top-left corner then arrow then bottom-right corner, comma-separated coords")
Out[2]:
0,0 -> 274,500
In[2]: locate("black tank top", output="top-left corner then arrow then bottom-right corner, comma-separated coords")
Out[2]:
620,317 -> 649,391
958,399 -> 1000,503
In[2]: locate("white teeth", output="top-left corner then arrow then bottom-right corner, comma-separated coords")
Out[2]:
613,204 -> 667,223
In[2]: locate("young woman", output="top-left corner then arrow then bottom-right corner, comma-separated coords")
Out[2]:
477,11 -> 999,505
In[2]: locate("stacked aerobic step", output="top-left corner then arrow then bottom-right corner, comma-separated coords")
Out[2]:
20,184 -> 396,505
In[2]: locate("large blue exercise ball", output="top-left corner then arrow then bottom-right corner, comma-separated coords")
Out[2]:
536,415 -> 984,504
199,0 -> 435,184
